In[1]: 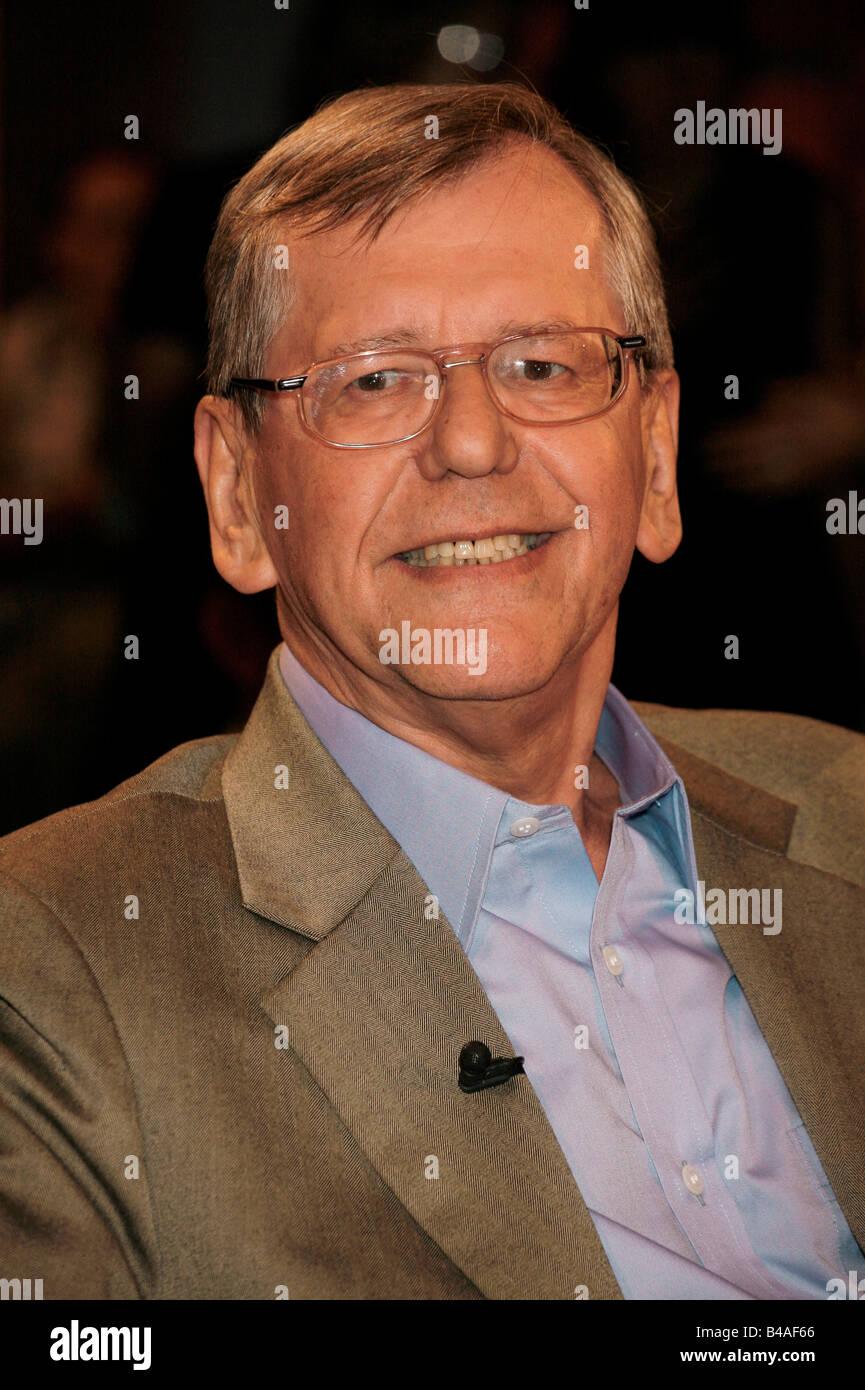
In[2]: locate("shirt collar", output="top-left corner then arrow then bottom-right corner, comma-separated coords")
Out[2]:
278,641 -> 680,936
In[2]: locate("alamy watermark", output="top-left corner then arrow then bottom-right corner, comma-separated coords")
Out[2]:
0,1276 -> 42,1299
826,491 -> 864,534
674,102 -> 782,156
826,1271 -> 865,1299
49,1321 -> 151,1370
0,497 -> 42,545
379,621 -> 488,676
674,881 -> 782,935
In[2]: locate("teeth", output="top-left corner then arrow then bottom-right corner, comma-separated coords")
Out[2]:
399,533 -> 540,568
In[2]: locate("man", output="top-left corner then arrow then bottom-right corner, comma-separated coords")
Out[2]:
1,82 -> 863,1301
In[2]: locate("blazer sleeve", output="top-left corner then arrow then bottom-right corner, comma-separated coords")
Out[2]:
0,870 -> 158,1299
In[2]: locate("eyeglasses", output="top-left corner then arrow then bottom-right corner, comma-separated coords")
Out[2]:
229,329 -> 648,450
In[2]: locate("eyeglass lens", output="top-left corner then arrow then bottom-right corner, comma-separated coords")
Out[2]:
300,333 -> 624,445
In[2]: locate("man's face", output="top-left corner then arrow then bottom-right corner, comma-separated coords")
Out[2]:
244,142 -> 677,701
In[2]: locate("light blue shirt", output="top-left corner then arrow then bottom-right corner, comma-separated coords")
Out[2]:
279,642 -> 863,1299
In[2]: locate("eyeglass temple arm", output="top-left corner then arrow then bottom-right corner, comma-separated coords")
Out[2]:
229,376 -> 306,393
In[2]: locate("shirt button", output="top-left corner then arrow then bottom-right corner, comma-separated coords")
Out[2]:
602,945 -> 623,976
682,1162 -> 704,1196
510,816 -> 540,838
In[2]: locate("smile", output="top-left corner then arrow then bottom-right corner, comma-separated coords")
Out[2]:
398,532 -> 552,567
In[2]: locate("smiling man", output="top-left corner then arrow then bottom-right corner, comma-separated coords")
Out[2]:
1,83 -> 864,1302
196,111 -> 677,884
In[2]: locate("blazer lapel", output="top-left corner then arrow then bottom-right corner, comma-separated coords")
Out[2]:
261,849 -> 622,1300
654,734 -> 865,1251
225,650 -> 622,1300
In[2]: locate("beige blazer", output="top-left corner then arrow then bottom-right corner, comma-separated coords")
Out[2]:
1,647 -> 863,1299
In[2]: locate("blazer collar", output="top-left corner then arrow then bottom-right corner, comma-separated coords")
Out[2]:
222,647 -> 801,941
222,647 -> 400,940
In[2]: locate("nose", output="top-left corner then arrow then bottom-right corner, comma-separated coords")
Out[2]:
415,358 -> 518,481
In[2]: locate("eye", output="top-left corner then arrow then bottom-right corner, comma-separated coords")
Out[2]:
517,359 -> 568,381
354,370 -> 394,392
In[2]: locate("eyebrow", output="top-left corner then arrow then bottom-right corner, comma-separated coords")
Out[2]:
321,318 -> 584,359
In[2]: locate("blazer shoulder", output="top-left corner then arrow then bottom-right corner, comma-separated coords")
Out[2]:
0,731 -> 238,872
629,700 -> 865,886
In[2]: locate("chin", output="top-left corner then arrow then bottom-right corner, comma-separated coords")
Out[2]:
386,645 -> 563,702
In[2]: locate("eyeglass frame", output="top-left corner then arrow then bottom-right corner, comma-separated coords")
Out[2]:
228,328 -> 649,450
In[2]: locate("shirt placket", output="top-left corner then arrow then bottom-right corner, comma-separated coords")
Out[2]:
589,810 -> 805,1300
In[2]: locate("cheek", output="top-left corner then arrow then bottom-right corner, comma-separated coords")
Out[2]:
538,417 -> 642,538
593,465 -> 642,533
258,436 -> 398,588
254,432 -> 345,551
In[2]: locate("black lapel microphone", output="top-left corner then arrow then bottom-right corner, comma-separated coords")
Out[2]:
458,1041 -> 525,1093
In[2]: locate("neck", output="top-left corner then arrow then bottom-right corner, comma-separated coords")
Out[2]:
279,601 -> 621,843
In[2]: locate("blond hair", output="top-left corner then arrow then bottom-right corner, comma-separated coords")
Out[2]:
204,82 -> 673,431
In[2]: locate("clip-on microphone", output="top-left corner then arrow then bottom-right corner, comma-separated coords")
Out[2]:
458,1040 -> 525,1093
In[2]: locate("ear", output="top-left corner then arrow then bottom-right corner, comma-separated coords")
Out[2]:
193,395 -> 279,594
635,368 -> 682,564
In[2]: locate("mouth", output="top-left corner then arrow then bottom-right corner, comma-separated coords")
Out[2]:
396,531 -> 554,567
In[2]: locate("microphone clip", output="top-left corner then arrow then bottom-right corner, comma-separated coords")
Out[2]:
458,1041 -> 525,1093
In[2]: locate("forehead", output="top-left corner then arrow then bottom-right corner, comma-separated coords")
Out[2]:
270,143 -> 618,362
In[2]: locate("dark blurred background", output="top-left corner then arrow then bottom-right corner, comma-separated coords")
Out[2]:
2,0 -> 864,834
